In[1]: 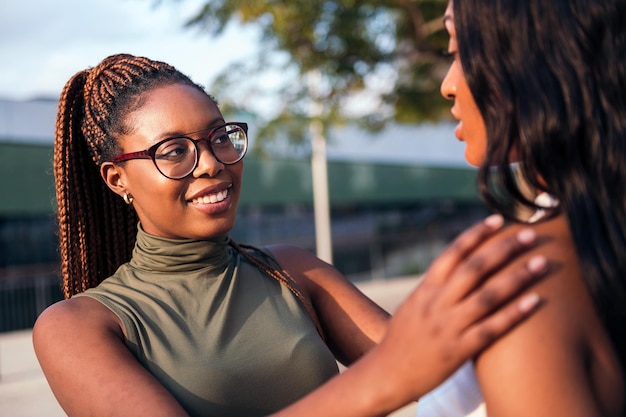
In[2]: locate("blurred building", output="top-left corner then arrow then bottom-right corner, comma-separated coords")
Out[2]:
0,97 -> 487,332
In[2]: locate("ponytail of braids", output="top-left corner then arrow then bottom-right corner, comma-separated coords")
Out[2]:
54,65 -> 138,299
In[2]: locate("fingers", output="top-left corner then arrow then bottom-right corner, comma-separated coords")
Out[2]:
438,228 -> 538,305
424,214 -> 506,286
455,257 -> 547,357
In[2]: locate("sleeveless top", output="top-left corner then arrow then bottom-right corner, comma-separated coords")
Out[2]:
76,226 -> 339,417
416,192 -> 559,417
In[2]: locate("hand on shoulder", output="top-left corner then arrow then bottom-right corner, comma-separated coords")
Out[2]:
475,215 -> 624,417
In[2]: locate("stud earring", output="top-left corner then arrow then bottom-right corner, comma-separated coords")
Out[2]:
123,192 -> 134,205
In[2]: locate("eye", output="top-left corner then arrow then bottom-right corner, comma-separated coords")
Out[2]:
211,133 -> 231,146
441,49 -> 458,60
155,138 -> 193,161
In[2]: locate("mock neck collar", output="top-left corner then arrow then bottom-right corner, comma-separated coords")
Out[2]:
129,224 -> 232,273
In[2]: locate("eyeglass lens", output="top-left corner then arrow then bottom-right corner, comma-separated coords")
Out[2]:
154,125 -> 246,179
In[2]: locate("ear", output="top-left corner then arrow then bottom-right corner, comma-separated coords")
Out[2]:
100,162 -> 128,199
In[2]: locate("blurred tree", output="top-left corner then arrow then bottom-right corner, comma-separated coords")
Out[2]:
164,0 -> 450,152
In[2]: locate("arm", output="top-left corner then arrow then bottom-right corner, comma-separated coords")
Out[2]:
475,216 -> 624,417
269,215 -> 549,417
32,296 -> 190,417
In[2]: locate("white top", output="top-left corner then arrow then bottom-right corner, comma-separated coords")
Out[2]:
415,362 -> 486,417
416,192 -> 559,417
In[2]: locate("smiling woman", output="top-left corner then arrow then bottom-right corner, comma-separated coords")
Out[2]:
32,52 -> 550,417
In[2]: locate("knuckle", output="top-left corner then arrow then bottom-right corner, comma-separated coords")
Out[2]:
477,326 -> 497,345
513,263 -> 531,282
420,294 -> 438,319
446,238 -> 466,256
477,287 -> 499,309
505,234 -> 525,253
465,255 -> 486,274
440,341 -> 456,363
430,321 -> 444,338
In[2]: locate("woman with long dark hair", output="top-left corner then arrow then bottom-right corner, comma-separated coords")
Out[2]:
416,1 -> 626,415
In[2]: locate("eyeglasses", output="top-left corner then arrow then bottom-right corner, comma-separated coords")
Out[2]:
108,122 -> 248,180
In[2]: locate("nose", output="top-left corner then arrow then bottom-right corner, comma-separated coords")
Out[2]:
192,141 -> 224,178
440,62 -> 457,100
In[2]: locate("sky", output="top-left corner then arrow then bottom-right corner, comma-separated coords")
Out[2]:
0,0 -> 259,100
0,0 -> 468,166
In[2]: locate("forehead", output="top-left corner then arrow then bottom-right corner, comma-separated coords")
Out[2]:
116,83 -> 223,154
444,1 -> 455,35
130,84 -> 221,140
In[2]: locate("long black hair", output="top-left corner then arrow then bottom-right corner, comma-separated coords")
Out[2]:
454,0 -> 626,377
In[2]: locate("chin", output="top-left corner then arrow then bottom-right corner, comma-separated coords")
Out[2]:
465,152 -> 481,167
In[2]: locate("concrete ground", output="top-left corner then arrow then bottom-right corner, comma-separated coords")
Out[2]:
0,276 -> 420,417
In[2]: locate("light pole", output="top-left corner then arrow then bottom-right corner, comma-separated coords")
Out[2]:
308,71 -> 333,264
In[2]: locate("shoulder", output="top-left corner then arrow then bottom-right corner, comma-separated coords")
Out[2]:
32,296 -> 188,416
481,215 -> 601,353
263,244 -> 345,290
474,215 -> 623,416
33,296 -> 123,352
265,244 -> 330,269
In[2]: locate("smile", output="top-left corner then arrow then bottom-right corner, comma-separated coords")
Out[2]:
191,188 -> 229,204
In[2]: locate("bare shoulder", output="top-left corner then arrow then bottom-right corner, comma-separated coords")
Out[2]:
32,296 -> 125,380
264,244 -> 330,271
33,295 -> 122,345
475,215 -> 624,416
264,243 -> 341,288
33,296 -> 188,416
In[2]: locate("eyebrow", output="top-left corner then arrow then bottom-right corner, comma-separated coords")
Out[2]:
443,15 -> 452,25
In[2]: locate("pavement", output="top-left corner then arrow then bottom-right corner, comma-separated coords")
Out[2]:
0,276 -> 421,417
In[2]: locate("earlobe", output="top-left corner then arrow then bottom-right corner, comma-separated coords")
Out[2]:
100,162 -> 127,199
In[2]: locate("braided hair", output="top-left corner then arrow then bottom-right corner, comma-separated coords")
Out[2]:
53,53 -> 323,337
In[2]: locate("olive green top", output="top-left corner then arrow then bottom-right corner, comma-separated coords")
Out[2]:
77,226 -> 339,417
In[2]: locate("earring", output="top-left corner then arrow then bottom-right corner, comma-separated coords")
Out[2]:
123,192 -> 134,205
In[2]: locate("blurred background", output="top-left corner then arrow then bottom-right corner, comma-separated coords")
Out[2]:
0,0 -> 488,342
1,1 -> 489,415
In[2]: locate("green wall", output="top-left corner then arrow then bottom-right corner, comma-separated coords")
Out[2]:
0,142 -> 56,215
0,141 -> 479,215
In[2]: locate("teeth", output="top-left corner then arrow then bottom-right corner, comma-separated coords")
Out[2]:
192,189 -> 228,204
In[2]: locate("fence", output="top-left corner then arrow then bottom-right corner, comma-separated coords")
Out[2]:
0,203 -> 488,333
0,265 -> 62,333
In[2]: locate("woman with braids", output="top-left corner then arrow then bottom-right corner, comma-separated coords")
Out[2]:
33,53 -> 549,417
413,1 -> 626,416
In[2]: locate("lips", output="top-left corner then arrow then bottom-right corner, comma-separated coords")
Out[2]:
188,184 -> 232,204
454,122 -> 463,141
191,189 -> 229,204
451,108 -> 463,141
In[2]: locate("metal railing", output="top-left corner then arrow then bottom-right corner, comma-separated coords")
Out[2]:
0,265 -> 62,333
0,204 -> 488,333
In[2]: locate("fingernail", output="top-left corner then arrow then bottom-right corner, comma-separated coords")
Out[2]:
527,255 -> 547,273
484,214 -> 504,229
516,229 -> 536,245
518,293 -> 540,313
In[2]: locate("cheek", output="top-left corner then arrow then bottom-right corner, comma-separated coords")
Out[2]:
460,91 -> 488,165
464,136 -> 488,167
230,163 -> 244,185
128,165 -> 183,205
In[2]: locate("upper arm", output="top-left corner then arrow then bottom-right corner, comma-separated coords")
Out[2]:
475,220 -> 616,417
267,244 -> 391,365
33,297 -> 189,417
